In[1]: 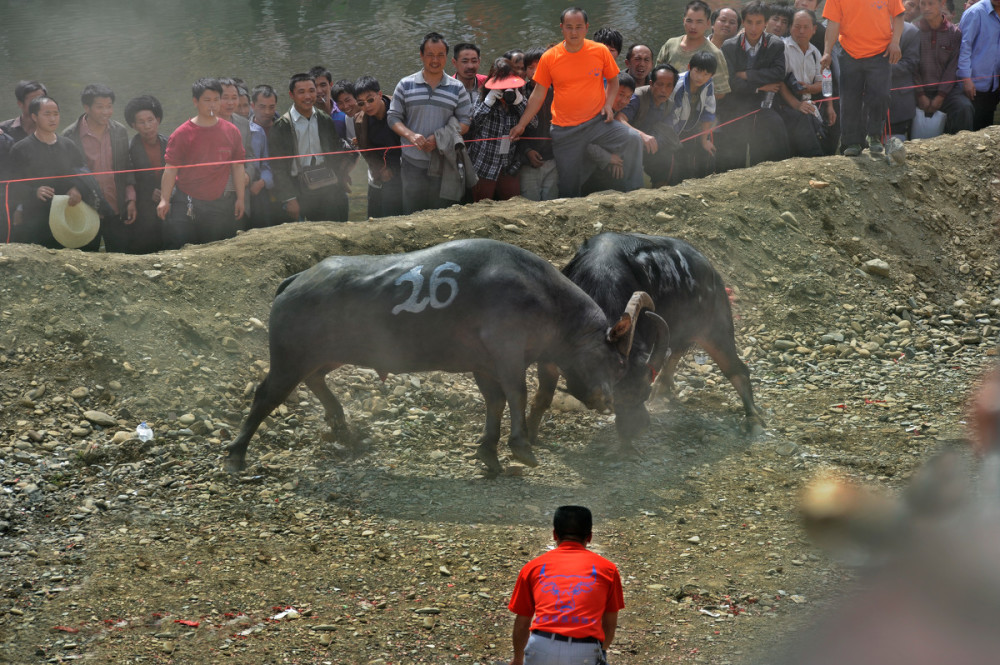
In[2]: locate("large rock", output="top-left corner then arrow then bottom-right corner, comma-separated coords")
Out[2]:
83,410 -> 117,427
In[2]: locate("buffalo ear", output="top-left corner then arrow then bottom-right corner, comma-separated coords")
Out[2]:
607,314 -> 633,355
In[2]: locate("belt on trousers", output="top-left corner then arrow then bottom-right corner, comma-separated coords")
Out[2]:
531,629 -> 601,644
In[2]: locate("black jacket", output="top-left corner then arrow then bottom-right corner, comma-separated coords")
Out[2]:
270,108 -> 354,202
720,33 -> 787,118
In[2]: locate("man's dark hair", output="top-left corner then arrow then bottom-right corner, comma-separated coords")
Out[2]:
768,3 -> 794,24
593,27 -> 623,55
14,80 -> 47,104
192,77 -> 223,100
523,46 -> 548,68
28,96 -> 57,116
685,0 -> 712,19
124,95 -> 163,127
420,31 -> 449,55
237,86 -> 250,101
689,51 -> 718,75
625,43 -> 651,60
81,83 -> 115,107
308,66 -> 333,84
554,506 -> 593,542
793,8 -> 817,26
288,73 -> 316,93
216,77 -> 238,91
710,7 -> 743,29
560,6 -> 589,23
354,75 -> 381,96
332,79 -> 355,101
503,48 -> 525,62
617,71 -> 637,92
650,63 -> 679,86
251,84 -> 277,103
453,42 -> 481,59
743,1 -> 770,20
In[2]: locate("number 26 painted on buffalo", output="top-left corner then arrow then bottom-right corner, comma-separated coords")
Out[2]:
392,262 -> 461,315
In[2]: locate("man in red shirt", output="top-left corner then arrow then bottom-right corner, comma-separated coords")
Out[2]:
507,506 -> 624,665
157,77 -> 246,249
510,7 -> 643,196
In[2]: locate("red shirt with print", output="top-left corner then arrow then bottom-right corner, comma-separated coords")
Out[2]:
508,541 -> 624,641
165,118 -> 245,201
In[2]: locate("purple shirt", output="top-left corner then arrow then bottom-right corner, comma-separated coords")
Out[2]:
916,16 -> 962,97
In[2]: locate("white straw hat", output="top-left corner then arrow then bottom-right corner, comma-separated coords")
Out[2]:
49,195 -> 100,249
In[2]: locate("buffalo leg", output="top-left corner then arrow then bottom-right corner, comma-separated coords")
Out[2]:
225,370 -> 303,473
526,362 -> 560,447
698,334 -> 765,434
473,372 -> 507,476
651,346 -> 687,400
302,369 -> 353,447
497,368 -> 539,468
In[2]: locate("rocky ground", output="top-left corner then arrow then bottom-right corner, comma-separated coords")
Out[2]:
2,129 -> 1000,664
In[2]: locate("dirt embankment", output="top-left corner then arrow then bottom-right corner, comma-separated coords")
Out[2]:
1,130 -> 999,664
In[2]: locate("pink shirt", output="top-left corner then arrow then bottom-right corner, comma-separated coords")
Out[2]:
79,115 -> 134,214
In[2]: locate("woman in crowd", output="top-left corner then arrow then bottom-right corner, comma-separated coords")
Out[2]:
468,58 -> 535,203
124,95 -> 167,253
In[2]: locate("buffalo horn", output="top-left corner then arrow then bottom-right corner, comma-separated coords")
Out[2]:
619,291 -> 655,356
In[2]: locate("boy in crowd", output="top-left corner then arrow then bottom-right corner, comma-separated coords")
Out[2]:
618,64 -> 681,188
517,46 -> 559,201
766,3 -> 794,37
62,83 -> 136,251
669,51 -> 718,183
657,1 -> 731,99
157,78 -> 246,248
309,66 -> 336,115
718,1 -> 791,170
354,75 -> 404,218
594,27 -> 624,59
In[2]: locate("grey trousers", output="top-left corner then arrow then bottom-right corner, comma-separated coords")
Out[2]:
551,114 -> 644,197
524,632 -> 603,665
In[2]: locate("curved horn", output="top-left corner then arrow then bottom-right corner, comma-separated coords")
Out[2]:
609,291 -> 655,357
643,311 -> 671,373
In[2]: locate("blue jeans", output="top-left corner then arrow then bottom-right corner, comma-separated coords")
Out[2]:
401,158 -> 444,214
836,46 -> 891,146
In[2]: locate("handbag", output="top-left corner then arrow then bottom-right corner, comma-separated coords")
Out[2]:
298,163 -> 338,190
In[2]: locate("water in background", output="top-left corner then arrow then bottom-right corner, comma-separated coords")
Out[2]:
0,0 -> 705,131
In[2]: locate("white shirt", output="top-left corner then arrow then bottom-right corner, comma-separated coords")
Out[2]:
289,105 -> 323,175
783,36 -> 822,87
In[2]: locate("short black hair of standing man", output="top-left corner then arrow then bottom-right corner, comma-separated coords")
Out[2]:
507,505 -> 624,665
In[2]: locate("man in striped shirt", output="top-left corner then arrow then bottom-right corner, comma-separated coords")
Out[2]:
388,32 -> 472,214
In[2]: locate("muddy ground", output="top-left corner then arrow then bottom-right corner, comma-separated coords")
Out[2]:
2,130 -> 1000,664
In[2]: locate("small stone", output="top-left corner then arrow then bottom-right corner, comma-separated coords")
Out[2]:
439,565 -> 452,576
421,616 -> 436,629
780,211 -> 798,225
178,413 -> 197,426
160,640 -> 176,654
687,536 -> 701,544
773,340 -> 797,351
319,633 -> 334,646
70,387 -> 90,399
83,410 -> 117,427
789,595 -> 807,604
414,607 -> 441,615
862,259 -> 891,277
111,431 -> 133,443
143,270 -> 163,280
775,442 -> 798,456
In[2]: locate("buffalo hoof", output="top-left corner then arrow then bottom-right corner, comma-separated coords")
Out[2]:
615,440 -> 643,458
509,442 -> 539,468
742,416 -> 766,437
475,444 -> 503,477
223,454 -> 247,474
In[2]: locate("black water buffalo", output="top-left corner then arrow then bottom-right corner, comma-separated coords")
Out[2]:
527,232 -> 763,448
224,238 -> 655,475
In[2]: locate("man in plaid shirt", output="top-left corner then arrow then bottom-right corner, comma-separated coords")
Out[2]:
915,0 -> 974,133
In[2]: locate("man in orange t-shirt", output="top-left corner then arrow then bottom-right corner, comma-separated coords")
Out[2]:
507,505 -> 624,665
510,7 -> 643,196
821,0 -> 905,156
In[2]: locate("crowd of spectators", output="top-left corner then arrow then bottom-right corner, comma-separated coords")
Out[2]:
0,0 -> 997,253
